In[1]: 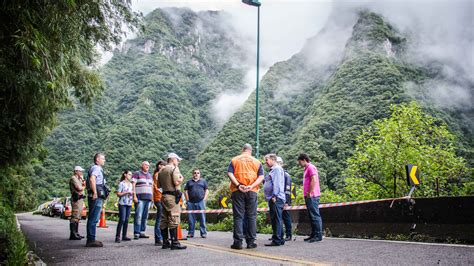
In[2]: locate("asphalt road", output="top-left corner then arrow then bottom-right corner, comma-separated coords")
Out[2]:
17,213 -> 474,265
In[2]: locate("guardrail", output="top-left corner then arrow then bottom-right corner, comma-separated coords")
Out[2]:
105,196 -> 474,243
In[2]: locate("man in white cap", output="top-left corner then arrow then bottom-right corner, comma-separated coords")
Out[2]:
69,165 -> 86,240
158,153 -> 186,250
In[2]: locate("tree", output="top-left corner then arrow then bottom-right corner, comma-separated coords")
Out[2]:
344,102 -> 470,198
0,0 -> 140,168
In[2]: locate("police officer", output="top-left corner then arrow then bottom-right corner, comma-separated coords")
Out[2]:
158,153 -> 186,250
69,166 -> 86,240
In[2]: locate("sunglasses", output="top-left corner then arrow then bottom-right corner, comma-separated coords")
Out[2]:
193,172 -> 200,174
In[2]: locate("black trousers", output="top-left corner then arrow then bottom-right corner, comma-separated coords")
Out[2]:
232,191 -> 257,243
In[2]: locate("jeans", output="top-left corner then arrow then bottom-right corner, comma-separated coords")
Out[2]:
154,201 -> 162,241
282,209 -> 292,237
305,196 -> 323,239
268,198 -> 285,245
134,199 -> 151,235
86,197 -> 103,242
116,204 -> 131,239
187,200 -> 207,236
232,191 -> 257,244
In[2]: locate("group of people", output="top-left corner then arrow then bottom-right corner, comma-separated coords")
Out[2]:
67,143 -> 323,250
227,144 -> 322,249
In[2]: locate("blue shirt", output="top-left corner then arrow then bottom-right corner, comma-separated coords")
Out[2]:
263,165 -> 286,202
184,178 -> 208,203
284,170 -> 292,204
90,165 -> 104,185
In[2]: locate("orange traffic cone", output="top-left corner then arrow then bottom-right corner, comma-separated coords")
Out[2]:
177,224 -> 186,240
98,208 -> 107,228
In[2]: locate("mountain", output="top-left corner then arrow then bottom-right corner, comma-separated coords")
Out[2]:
35,7 -> 473,200
194,10 -> 473,190
33,8 -> 252,200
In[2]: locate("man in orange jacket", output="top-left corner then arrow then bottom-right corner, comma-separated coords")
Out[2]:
227,143 -> 264,250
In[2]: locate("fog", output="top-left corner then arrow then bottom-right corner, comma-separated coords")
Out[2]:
124,0 -> 473,123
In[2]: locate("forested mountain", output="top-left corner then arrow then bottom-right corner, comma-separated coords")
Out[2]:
33,8 -> 252,199
195,10 -> 473,190
35,7 -> 473,200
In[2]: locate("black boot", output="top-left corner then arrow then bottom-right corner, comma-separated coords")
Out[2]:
170,228 -> 187,250
75,222 -> 84,238
161,229 -> 171,249
69,223 -> 81,240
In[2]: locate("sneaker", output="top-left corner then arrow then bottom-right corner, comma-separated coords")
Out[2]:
246,242 -> 257,249
155,240 -> 163,246
139,233 -> 150,239
122,237 -> 132,241
162,240 -> 171,249
134,234 -> 140,240
285,235 -> 292,241
201,234 -> 207,238
231,242 -> 243,250
187,235 -> 194,238
85,240 -> 103,247
264,241 -> 280,247
308,237 -> 322,243
303,235 -> 314,242
115,237 -> 120,243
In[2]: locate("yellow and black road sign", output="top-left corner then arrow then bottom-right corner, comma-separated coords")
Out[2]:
291,185 -> 296,199
405,164 -> 420,186
219,196 -> 230,208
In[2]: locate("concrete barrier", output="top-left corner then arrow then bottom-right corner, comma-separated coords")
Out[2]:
106,196 -> 474,243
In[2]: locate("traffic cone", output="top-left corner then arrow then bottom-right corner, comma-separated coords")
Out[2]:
98,208 -> 107,228
177,224 -> 186,240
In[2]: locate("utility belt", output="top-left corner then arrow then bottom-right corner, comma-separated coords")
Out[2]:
162,190 -> 182,204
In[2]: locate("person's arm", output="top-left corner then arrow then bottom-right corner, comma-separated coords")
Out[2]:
246,164 -> 265,191
204,189 -> 209,201
89,175 -> 97,200
310,175 -> 317,195
172,168 -> 184,187
272,168 -> 284,202
227,161 -> 241,187
184,183 -> 189,201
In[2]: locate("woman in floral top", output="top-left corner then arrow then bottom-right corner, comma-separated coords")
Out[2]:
115,170 -> 133,243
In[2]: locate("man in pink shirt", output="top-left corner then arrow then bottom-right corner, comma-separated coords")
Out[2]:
298,153 -> 323,243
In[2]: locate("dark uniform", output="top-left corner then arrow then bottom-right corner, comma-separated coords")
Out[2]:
158,164 -> 186,250
69,174 -> 85,240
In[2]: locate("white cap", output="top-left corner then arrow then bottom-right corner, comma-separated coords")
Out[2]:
74,166 -> 84,172
276,157 -> 283,164
167,153 -> 182,161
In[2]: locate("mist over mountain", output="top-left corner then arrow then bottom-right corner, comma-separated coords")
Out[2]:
35,1 -> 473,199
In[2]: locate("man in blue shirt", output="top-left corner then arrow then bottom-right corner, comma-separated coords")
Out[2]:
277,156 -> 293,241
263,154 -> 286,246
86,153 -> 106,247
184,169 -> 209,238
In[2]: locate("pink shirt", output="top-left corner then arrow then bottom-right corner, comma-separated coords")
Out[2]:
303,163 -> 320,197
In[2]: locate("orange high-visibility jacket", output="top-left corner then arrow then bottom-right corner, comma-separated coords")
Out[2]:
229,154 -> 262,193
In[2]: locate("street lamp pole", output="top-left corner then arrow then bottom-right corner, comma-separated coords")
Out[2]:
242,0 -> 261,158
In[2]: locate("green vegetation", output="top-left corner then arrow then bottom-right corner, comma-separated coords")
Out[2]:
0,1 -> 139,263
345,102 -> 470,198
37,8 -> 249,199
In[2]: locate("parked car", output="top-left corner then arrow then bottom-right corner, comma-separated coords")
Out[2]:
61,197 -> 87,219
47,198 -> 64,217
41,202 -> 51,216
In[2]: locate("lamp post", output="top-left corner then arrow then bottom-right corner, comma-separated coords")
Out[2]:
242,0 -> 261,158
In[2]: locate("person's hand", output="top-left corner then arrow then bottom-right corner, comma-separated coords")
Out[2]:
272,197 -> 276,203
238,185 -> 247,193
245,186 -> 252,192
92,193 -> 97,200
133,195 -> 138,203
284,203 -> 289,208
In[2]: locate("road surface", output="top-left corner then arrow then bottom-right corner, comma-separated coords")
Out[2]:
17,213 -> 474,265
